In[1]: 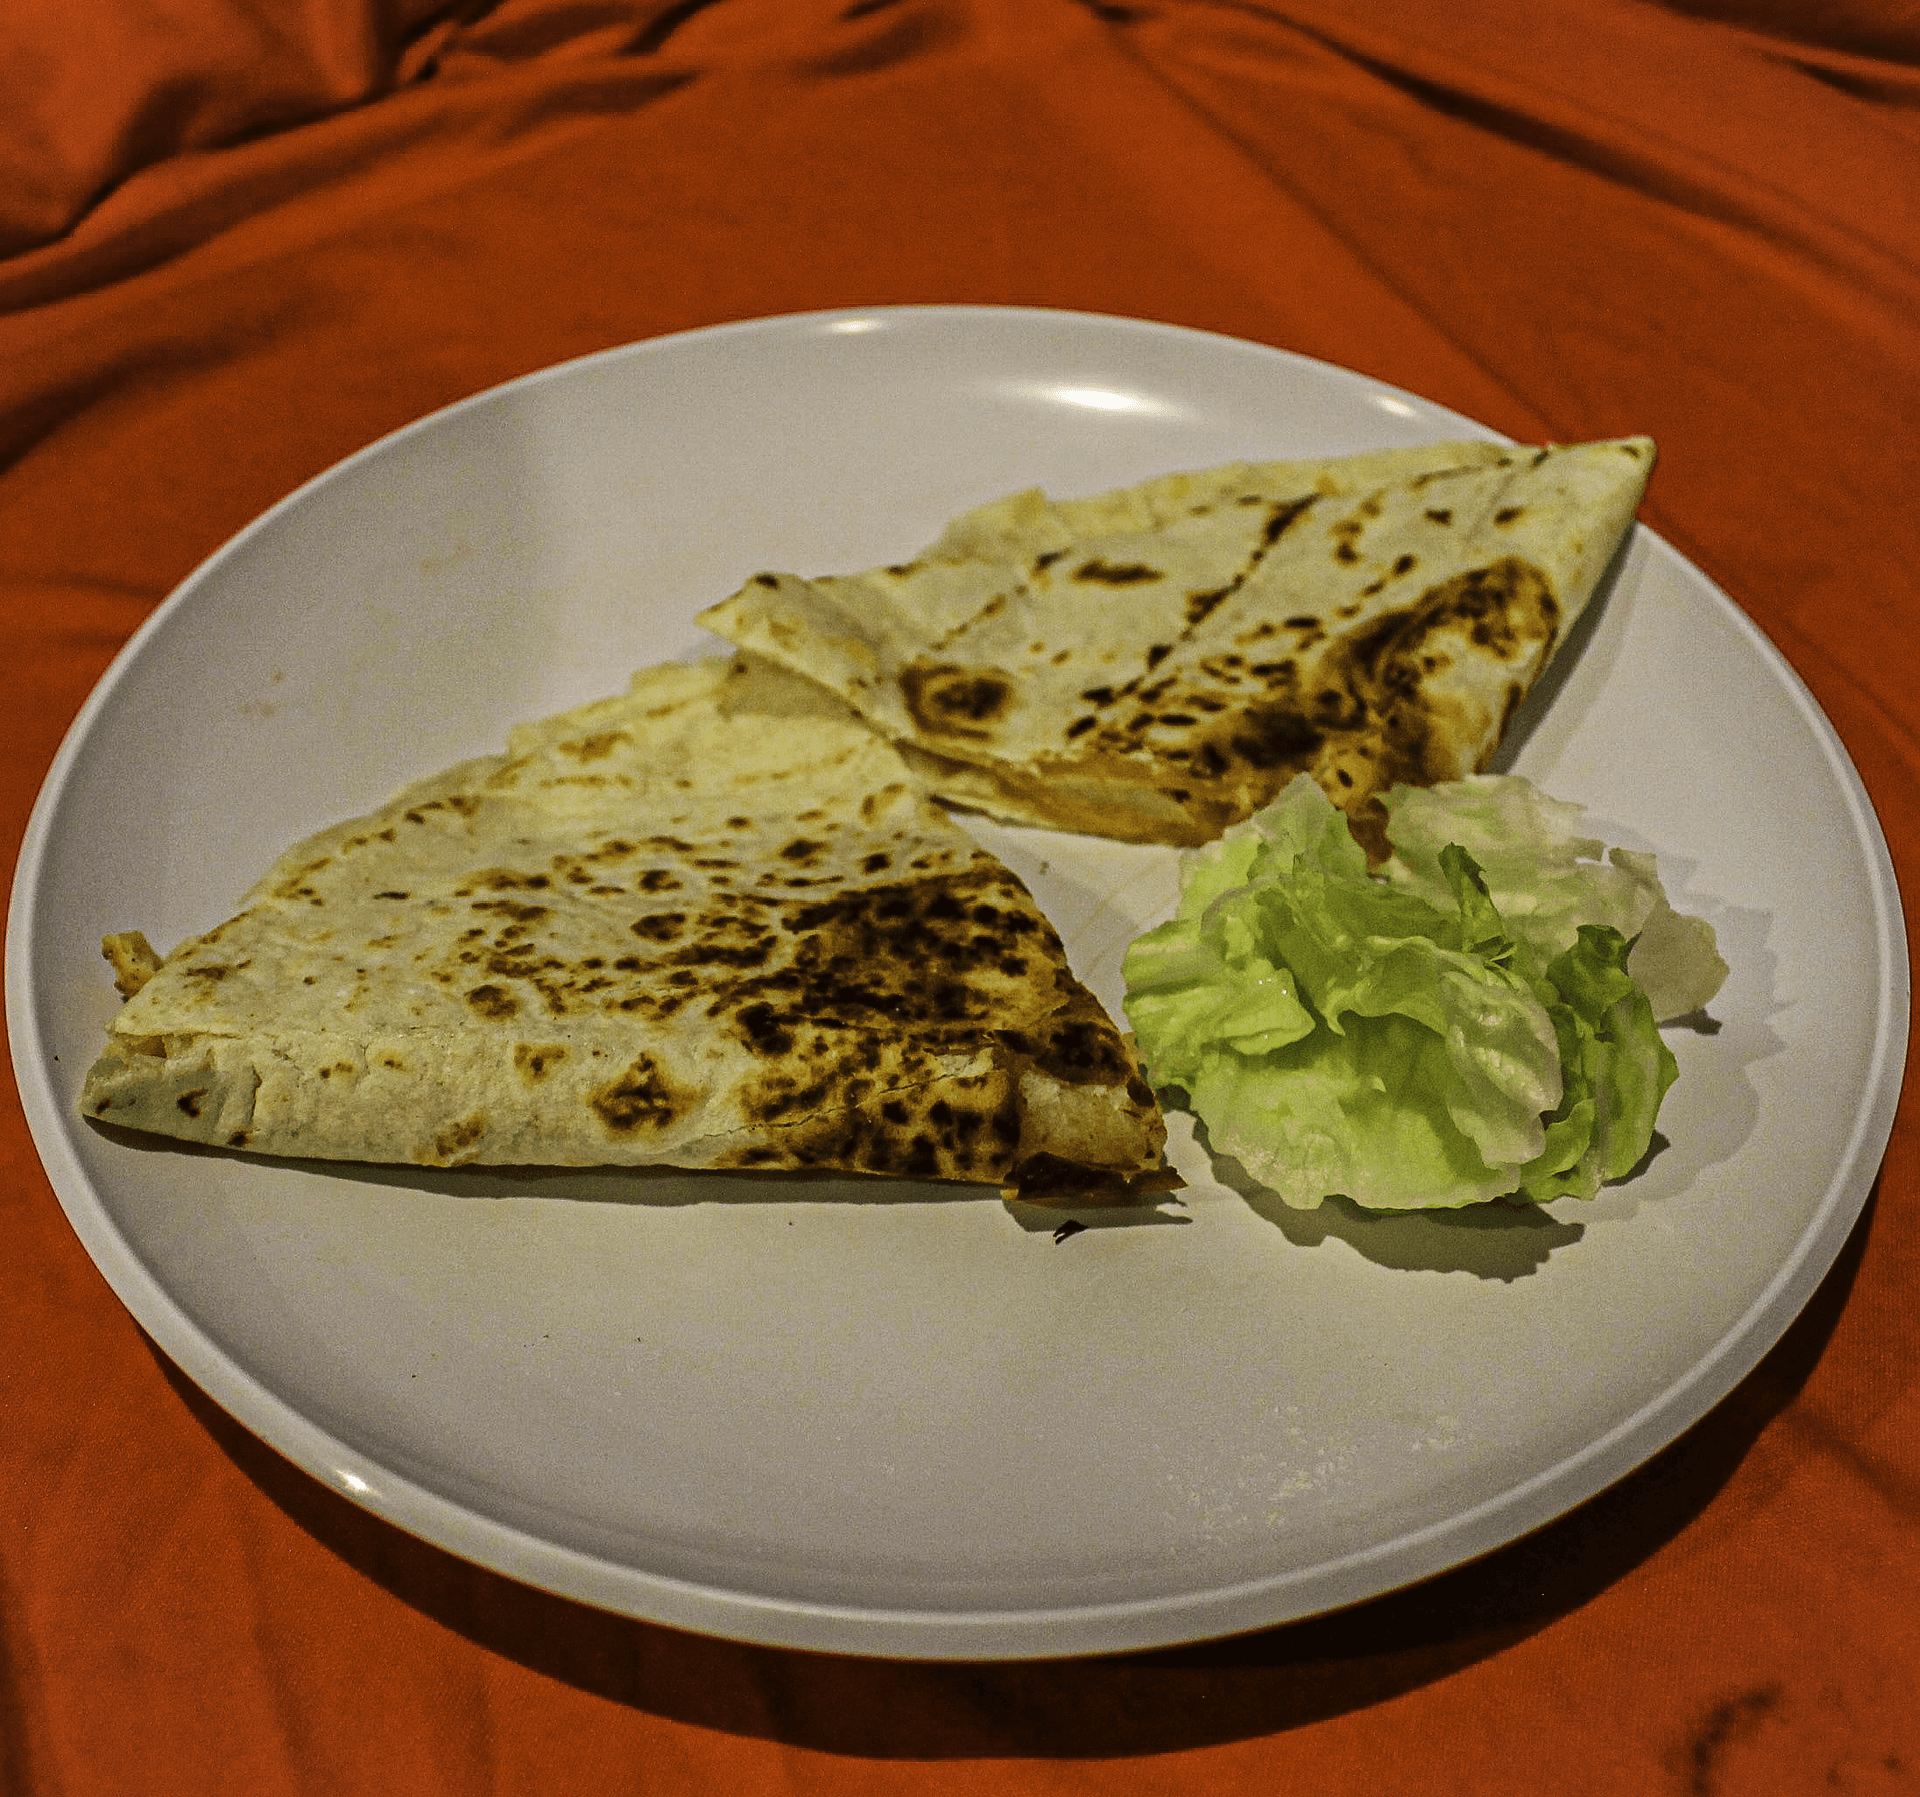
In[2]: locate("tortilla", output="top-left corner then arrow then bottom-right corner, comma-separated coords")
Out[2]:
697,438 -> 1653,857
80,657 -> 1170,1203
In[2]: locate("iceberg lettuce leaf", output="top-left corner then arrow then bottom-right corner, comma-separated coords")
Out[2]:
1515,924 -> 1679,1201
1121,774 -> 1701,1212
1381,775 -> 1726,1019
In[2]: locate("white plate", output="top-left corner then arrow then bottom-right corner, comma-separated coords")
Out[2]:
9,307 -> 1908,1660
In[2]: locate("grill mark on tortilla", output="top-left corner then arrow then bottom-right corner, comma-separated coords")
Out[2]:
928,591 -> 1009,655
1073,560 -> 1164,584
1061,494 -> 1317,741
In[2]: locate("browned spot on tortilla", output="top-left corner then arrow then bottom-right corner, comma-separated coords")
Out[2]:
515,1043 -> 569,1083
993,987 -> 1137,1090
590,1054 -> 692,1135
1073,560 -> 1163,584
176,1089 -> 208,1118
558,730 -> 630,763
467,984 -> 519,1020
1329,514 -> 1368,565
471,867 -> 551,892
269,856 -> 333,898
1185,587 -> 1231,626
1263,494 -> 1318,542
429,1114 -> 487,1161
900,662 -> 1015,740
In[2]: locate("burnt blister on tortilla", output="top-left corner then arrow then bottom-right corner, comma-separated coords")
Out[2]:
900,662 -> 1016,739
589,1053 -> 692,1136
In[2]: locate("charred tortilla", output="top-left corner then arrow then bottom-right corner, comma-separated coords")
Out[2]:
80,658 -> 1170,1203
698,438 -> 1653,857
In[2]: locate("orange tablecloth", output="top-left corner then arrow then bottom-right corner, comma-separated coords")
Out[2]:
5,2 -> 1918,1790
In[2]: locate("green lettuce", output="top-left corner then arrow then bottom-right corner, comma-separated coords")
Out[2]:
1380,775 -> 1726,1023
1121,774 -> 1710,1211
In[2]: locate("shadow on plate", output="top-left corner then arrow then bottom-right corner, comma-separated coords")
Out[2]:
153,1175 -> 1878,1760
1193,1116 -> 1588,1281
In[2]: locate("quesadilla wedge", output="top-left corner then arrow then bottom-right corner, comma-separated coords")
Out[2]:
80,657 -> 1171,1204
698,438 -> 1653,858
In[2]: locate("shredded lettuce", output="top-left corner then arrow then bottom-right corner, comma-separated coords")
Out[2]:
1122,774 -> 1721,1211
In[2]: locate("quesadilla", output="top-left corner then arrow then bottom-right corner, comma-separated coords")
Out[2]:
80,657 -> 1170,1203
698,438 -> 1653,858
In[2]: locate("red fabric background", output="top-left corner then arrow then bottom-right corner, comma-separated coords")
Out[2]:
4,1 -> 1917,1790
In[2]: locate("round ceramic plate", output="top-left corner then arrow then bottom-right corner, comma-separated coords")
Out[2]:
9,308 -> 1908,1659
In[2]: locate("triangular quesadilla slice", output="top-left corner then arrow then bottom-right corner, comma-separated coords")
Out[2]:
698,438 -> 1653,858
81,657 -> 1171,1204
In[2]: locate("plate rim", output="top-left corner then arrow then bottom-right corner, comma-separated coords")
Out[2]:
7,303 -> 1910,1659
